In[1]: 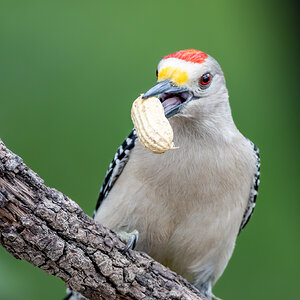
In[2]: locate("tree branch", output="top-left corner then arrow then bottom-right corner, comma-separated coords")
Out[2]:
0,138 -> 205,300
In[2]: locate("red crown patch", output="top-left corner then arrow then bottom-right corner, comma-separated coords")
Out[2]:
163,49 -> 207,64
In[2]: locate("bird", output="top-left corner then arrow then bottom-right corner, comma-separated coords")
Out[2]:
65,49 -> 260,300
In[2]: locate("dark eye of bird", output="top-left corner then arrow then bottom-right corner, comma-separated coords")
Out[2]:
156,69 -> 158,77
200,73 -> 211,87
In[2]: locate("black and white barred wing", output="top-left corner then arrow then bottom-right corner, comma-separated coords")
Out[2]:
94,129 -> 137,215
239,140 -> 261,232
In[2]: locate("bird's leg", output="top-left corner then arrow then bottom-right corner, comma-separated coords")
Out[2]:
116,229 -> 139,254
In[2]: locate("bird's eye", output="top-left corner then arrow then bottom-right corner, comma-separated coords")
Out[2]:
200,73 -> 212,88
156,69 -> 158,77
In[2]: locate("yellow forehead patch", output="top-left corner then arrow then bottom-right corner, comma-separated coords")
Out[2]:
158,66 -> 188,86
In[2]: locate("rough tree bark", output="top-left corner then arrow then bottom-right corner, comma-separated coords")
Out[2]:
0,139 -> 206,300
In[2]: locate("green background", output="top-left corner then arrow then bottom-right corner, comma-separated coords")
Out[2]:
0,1 -> 299,299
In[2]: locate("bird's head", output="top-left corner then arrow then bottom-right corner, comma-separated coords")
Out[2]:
143,49 -> 229,119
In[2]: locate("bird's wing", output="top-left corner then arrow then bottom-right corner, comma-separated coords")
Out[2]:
239,140 -> 261,232
93,129 -> 137,216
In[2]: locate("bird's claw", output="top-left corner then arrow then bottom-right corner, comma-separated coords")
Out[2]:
117,230 -> 139,254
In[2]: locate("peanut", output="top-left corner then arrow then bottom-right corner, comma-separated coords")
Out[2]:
131,95 -> 176,154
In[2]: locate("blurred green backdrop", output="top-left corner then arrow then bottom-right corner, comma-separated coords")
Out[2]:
0,0 -> 299,299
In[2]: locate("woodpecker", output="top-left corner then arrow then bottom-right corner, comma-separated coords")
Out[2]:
65,49 -> 260,300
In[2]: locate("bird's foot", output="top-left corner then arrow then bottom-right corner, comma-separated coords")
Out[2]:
117,229 -> 139,254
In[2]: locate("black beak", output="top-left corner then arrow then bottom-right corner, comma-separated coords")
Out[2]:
142,80 -> 192,118
142,80 -> 189,99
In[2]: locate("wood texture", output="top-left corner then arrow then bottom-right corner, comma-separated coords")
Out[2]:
0,138 -> 205,300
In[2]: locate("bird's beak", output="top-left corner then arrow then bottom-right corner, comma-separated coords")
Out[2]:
142,80 -> 191,118
142,80 -> 188,99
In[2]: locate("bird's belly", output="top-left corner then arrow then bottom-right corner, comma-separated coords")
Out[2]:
97,173 -> 243,285
137,196 -> 242,285
95,141 -> 253,285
